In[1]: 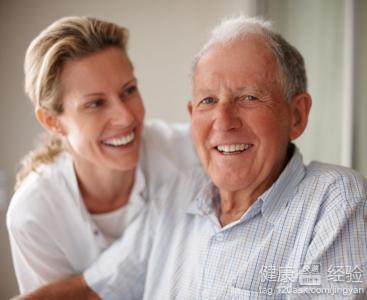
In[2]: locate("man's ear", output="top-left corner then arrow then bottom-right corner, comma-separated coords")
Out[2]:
289,93 -> 312,140
35,107 -> 64,135
187,101 -> 193,116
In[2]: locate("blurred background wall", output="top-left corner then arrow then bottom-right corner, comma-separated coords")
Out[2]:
0,0 -> 365,298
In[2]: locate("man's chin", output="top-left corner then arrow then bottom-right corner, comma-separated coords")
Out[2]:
211,174 -> 249,193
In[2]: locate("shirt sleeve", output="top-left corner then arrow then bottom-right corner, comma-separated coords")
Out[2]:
290,198 -> 367,299
7,215 -> 73,293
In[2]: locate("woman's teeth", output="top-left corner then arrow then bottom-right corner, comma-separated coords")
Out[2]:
103,132 -> 135,147
216,143 -> 252,154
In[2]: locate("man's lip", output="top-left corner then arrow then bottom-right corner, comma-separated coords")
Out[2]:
213,143 -> 254,153
211,142 -> 254,148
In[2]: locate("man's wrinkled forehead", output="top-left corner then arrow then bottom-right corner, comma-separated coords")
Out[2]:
192,37 -> 280,94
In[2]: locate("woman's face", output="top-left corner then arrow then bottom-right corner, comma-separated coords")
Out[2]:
57,47 -> 145,173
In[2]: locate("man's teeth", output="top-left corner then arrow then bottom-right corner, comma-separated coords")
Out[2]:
103,132 -> 135,146
216,144 -> 252,153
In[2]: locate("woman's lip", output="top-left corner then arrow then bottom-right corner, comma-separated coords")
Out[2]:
101,131 -> 135,147
101,128 -> 136,142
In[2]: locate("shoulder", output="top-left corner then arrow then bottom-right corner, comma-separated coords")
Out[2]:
7,152 -> 76,230
155,166 -> 209,211
142,119 -> 198,164
143,119 -> 191,140
307,161 -> 366,185
305,161 -> 366,199
140,119 -> 200,184
302,161 -> 367,217
300,163 -> 367,268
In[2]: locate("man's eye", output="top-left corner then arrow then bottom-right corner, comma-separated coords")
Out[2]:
122,85 -> 137,97
86,99 -> 104,108
199,97 -> 216,105
242,95 -> 258,101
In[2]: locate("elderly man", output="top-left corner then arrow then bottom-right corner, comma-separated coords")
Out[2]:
16,16 -> 366,300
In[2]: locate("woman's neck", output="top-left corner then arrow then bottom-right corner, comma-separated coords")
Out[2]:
73,159 -> 135,214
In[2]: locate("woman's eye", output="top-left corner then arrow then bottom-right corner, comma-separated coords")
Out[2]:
122,85 -> 137,97
199,97 -> 216,105
86,99 -> 104,109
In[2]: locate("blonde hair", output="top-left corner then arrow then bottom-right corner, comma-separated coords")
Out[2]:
16,16 -> 130,189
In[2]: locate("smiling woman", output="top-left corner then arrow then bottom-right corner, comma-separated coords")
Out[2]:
52,47 -> 145,213
6,16 -> 198,294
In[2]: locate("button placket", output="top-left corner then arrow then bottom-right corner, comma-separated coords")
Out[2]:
215,232 -> 224,242
201,288 -> 210,300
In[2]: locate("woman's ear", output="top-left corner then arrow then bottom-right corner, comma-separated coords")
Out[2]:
35,107 -> 64,135
289,93 -> 312,140
187,100 -> 193,116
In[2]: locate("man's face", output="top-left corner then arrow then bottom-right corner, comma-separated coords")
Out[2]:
189,36 -> 307,196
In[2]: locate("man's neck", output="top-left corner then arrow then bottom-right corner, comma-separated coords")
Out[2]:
218,188 -> 258,226
218,146 -> 294,226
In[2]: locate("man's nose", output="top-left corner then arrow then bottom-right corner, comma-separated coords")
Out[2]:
213,102 -> 242,131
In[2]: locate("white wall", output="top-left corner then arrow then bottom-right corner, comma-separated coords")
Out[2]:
354,0 -> 367,174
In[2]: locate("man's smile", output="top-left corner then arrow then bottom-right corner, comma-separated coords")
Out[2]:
215,143 -> 253,154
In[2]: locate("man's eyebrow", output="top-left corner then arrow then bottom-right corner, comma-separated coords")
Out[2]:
234,84 -> 268,94
194,85 -> 267,96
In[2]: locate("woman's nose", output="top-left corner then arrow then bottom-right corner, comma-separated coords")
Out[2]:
109,100 -> 135,127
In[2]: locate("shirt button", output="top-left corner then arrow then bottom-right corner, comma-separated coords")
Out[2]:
215,233 -> 224,241
202,206 -> 211,215
202,289 -> 210,299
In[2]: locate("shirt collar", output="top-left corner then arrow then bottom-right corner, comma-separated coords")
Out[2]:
258,145 -> 306,224
186,170 -> 217,216
128,163 -> 147,206
186,145 -> 306,226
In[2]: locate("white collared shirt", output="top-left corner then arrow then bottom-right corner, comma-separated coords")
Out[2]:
7,120 -> 200,293
85,147 -> 367,299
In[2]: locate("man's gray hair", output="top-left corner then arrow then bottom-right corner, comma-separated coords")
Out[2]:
192,16 -> 307,101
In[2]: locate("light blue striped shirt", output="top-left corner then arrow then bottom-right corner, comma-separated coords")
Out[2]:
85,147 -> 367,299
